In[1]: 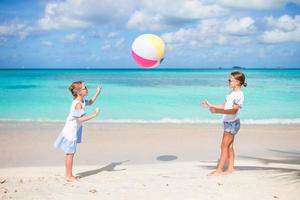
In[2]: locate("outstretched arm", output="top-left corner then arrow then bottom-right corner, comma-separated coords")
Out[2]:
78,109 -> 99,123
88,86 -> 102,105
201,100 -> 224,109
209,104 -> 240,115
75,103 -> 100,123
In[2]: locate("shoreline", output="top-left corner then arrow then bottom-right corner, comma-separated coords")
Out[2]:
1,119 -> 300,124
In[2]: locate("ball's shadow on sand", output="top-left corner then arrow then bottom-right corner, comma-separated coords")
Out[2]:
156,155 -> 178,161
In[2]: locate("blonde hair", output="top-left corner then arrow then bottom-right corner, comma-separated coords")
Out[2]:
69,81 -> 84,99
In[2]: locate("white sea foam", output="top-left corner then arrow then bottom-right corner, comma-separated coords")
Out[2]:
1,118 -> 300,124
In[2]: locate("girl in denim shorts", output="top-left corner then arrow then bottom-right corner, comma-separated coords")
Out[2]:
201,71 -> 247,176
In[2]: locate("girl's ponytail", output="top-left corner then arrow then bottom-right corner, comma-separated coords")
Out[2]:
231,71 -> 247,87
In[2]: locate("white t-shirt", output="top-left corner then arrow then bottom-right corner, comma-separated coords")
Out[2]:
222,90 -> 244,122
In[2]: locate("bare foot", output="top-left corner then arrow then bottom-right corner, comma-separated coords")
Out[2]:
207,170 -> 223,176
222,169 -> 235,175
65,176 -> 80,182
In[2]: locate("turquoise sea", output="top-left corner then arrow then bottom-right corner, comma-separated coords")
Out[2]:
1,69 -> 300,124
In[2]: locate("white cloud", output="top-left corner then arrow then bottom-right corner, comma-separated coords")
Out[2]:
146,0 -> 228,19
101,37 -> 125,50
162,14 -> 300,49
260,15 -> 300,43
127,0 -> 229,30
37,0 -> 136,30
260,29 -> 300,43
37,0 -> 230,32
0,22 -> 26,35
265,15 -> 297,31
38,2 -> 92,30
0,21 -> 32,39
224,17 -> 256,36
63,33 -> 86,44
1,0 -> 299,49
219,0 -> 300,10
64,33 -> 77,42
35,0 -> 300,33
127,10 -> 165,31
162,17 -> 255,49
107,32 -> 119,38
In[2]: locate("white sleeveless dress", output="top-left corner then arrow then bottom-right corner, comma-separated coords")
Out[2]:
54,99 -> 88,153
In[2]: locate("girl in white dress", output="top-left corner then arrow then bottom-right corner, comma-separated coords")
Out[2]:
54,81 -> 101,181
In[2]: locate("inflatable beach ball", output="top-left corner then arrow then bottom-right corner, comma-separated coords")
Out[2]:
131,34 -> 165,68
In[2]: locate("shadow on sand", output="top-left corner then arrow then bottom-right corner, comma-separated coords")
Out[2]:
200,149 -> 300,183
157,155 -> 178,161
76,160 -> 129,179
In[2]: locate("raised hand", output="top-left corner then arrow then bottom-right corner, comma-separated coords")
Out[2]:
201,100 -> 211,108
94,107 -> 100,116
96,86 -> 102,94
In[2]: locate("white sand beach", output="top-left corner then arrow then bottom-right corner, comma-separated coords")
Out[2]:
0,122 -> 300,199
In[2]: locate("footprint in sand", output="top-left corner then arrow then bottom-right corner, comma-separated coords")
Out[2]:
89,189 -> 97,193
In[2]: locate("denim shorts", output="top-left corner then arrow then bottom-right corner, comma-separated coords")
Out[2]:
223,119 -> 240,135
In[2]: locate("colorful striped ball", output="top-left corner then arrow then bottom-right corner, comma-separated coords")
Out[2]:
131,34 -> 165,68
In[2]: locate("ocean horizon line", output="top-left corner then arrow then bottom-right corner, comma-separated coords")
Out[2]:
1,67 -> 300,70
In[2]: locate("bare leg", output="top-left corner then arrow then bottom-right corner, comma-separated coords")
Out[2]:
65,153 -> 79,181
208,132 -> 234,176
223,138 -> 235,175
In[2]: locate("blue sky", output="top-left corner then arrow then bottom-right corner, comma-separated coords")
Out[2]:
0,0 -> 300,69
